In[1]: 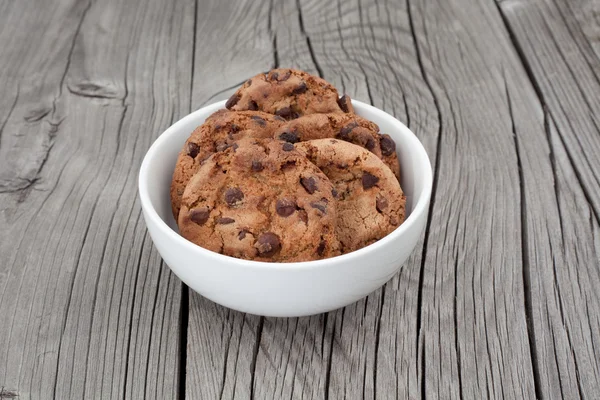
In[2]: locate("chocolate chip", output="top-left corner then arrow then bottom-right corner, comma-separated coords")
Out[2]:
274,115 -> 286,122
232,143 -> 239,152
251,160 -> 264,172
224,187 -> 244,206
279,130 -> 299,143
217,217 -> 235,224
187,142 -> 200,158
270,71 -> 279,81
362,172 -> 379,189
365,137 -> 376,151
282,142 -> 294,152
316,240 -> 326,256
310,201 -> 327,214
246,79 -> 252,86
248,100 -> 259,111
331,188 -> 338,199
338,122 -> 358,140
230,124 -> 240,133
254,232 -> 281,257
189,207 -> 210,225
300,177 -> 318,194
225,93 -> 240,109
275,107 -> 292,119
275,107 -> 299,120
251,115 -> 266,126
292,81 -> 307,94
380,134 -> 396,156
238,229 -> 249,240
376,197 -> 388,213
337,94 -> 351,112
276,198 -> 296,217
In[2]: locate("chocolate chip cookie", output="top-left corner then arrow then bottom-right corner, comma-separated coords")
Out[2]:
178,138 -> 340,262
296,139 -> 405,253
274,113 -> 401,180
225,69 -> 352,119
170,109 -> 286,218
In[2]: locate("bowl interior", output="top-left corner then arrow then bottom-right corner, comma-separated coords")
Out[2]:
142,100 -> 431,252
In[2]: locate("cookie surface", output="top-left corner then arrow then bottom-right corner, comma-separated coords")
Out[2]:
296,139 -> 405,253
170,109 -> 286,218
274,113 -> 401,180
225,69 -> 351,119
178,138 -> 340,262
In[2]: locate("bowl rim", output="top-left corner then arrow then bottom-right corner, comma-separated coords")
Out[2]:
139,99 -> 433,270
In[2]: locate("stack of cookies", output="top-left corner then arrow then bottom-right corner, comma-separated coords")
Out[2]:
170,69 -> 406,262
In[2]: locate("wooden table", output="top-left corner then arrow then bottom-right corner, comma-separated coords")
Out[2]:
1,0 -> 599,398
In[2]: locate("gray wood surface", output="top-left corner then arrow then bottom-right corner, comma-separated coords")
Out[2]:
497,0 -> 600,398
1,0 -> 599,398
0,0 -> 191,398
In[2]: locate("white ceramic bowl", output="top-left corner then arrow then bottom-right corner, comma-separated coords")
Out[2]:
139,100 -> 432,317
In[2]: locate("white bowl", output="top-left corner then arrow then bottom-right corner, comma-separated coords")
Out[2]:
139,100 -> 432,317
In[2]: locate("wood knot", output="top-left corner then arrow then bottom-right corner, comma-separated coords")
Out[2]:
66,80 -> 121,99
24,107 -> 51,123
0,387 -> 18,399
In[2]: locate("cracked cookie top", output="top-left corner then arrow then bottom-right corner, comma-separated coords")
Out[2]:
178,138 -> 340,262
273,113 -> 401,181
170,109 -> 286,219
225,68 -> 353,119
296,139 -> 405,253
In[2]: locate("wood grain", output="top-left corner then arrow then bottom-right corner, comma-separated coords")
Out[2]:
405,0 -> 541,397
2,0 -> 600,398
0,0 -> 193,398
497,0 -> 600,398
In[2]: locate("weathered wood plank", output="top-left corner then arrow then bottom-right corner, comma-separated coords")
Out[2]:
503,71 -> 584,400
498,0 -> 600,219
186,295 -> 262,399
497,0 -> 600,398
404,0 -> 541,397
0,0 -> 193,398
